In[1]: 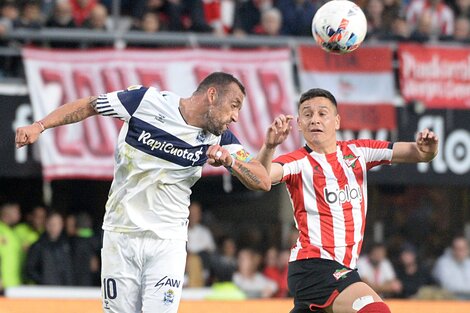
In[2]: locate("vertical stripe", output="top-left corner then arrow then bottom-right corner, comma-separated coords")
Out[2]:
308,154 -> 335,260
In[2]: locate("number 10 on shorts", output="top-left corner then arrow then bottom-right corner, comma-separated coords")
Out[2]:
103,278 -> 117,300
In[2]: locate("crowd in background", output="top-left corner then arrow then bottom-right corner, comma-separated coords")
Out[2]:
1,194 -> 469,300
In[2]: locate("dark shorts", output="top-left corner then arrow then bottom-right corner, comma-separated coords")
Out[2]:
288,258 -> 362,313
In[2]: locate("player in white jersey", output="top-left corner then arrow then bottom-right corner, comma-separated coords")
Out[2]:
16,72 -> 277,313
258,88 -> 438,313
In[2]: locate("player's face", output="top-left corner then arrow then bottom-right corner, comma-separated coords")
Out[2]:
297,96 -> 340,153
206,83 -> 244,136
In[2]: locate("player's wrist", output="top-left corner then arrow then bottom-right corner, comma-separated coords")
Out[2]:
224,157 -> 236,173
34,121 -> 46,133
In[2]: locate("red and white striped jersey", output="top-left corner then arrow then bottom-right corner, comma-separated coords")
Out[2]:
274,140 -> 393,269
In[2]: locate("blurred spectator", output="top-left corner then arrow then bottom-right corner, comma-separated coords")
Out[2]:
382,0 -> 402,30
185,253 -> 205,287
26,211 -> 75,285
394,243 -> 434,298
0,202 -> 23,288
70,0 -> 97,26
364,0 -> 387,40
408,10 -> 434,42
439,16 -> 470,42
65,213 -> 77,237
0,1 -> 18,38
202,0 -> 236,35
254,7 -> 282,36
141,0 -> 182,31
357,243 -> 402,298
262,247 -> 289,297
45,0 -> 76,28
432,236 -> 470,299
45,0 -> 79,48
233,248 -> 278,298
83,3 -> 111,31
13,205 -> 46,267
188,201 -> 216,283
406,0 -> 454,37
450,0 -> 470,18
132,11 -> 161,32
210,236 -> 238,282
276,0 -> 316,36
69,212 -> 100,286
232,0 -> 273,35
12,0 -> 42,29
379,16 -> 410,41
179,0 -> 214,32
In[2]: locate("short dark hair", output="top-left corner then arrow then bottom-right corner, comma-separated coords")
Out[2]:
298,88 -> 337,110
195,72 -> 245,96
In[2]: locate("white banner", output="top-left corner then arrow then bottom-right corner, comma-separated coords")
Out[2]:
23,48 -> 299,180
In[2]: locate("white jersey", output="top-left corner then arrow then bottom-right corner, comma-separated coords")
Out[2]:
94,86 -> 244,240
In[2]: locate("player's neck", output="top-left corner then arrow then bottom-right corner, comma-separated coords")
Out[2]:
179,96 -> 207,129
306,141 -> 337,155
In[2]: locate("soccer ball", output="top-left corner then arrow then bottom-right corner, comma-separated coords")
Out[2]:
312,0 -> 367,54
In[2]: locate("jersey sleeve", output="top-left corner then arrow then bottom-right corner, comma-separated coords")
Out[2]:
95,85 -> 149,122
353,139 -> 393,170
219,130 -> 253,163
273,151 -> 303,183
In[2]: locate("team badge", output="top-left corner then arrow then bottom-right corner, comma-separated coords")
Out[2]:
344,154 -> 359,168
196,131 -> 206,143
163,289 -> 175,305
333,268 -> 352,280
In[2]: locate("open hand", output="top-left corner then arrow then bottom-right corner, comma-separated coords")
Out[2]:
416,128 -> 439,155
265,114 -> 293,149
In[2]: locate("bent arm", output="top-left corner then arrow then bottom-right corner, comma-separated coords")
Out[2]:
231,158 -> 272,191
392,128 -> 438,163
16,96 -> 99,148
257,144 -> 284,184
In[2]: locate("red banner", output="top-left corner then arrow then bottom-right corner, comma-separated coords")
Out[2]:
398,43 -> 470,109
22,48 -> 299,180
297,45 -> 396,131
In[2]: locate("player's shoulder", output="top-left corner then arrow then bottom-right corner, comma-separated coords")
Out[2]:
274,147 -> 307,164
340,139 -> 392,150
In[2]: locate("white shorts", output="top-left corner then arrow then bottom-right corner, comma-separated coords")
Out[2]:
101,231 -> 187,313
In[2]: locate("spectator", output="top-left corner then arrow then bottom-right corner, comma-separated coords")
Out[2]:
45,0 -> 76,28
254,7 -> 282,36
45,0 -> 79,48
12,0 -> 42,29
210,236 -> 238,283
26,211 -> 75,285
439,16 -> 470,42
406,0 -> 454,37
70,0 -> 97,26
394,243 -> 434,298
233,248 -> 277,298
187,201 -> 216,282
13,205 -> 47,269
450,0 -> 470,18
357,243 -> 402,298
0,202 -> 23,288
0,1 -> 18,37
364,0 -> 387,40
408,10 -> 434,42
262,247 -> 289,297
82,3 -> 111,31
202,0 -> 236,35
69,212 -> 101,286
232,0 -> 273,35
142,0 -> 183,31
276,0 -> 316,36
379,16 -> 411,41
432,236 -> 470,299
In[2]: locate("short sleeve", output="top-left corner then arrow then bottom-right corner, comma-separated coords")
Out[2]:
95,85 -> 149,122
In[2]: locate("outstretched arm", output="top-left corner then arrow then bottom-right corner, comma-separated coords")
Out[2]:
15,96 -> 99,148
257,114 -> 293,184
392,128 -> 439,163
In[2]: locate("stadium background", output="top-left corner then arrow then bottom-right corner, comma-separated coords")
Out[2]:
0,0 -> 469,312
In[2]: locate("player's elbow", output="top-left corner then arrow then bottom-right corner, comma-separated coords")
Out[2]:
260,178 -> 272,191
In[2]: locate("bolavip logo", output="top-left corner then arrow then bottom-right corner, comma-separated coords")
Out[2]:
324,184 -> 362,205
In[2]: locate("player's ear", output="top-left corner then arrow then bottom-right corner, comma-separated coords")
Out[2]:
335,114 -> 340,130
297,116 -> 302,131
207,87 -> 217,103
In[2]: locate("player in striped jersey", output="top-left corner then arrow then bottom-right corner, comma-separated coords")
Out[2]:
15,72 -> 274,313
258,88 -> 438,313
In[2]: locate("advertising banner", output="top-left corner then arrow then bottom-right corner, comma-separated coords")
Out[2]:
368,108 -> 470,185
398,43 -> 470,109
297,45 -> 397,130
22,48 -> 299,180
0,94 -> 41,177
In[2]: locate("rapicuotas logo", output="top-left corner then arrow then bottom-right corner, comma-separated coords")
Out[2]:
137,130 -> 204,164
